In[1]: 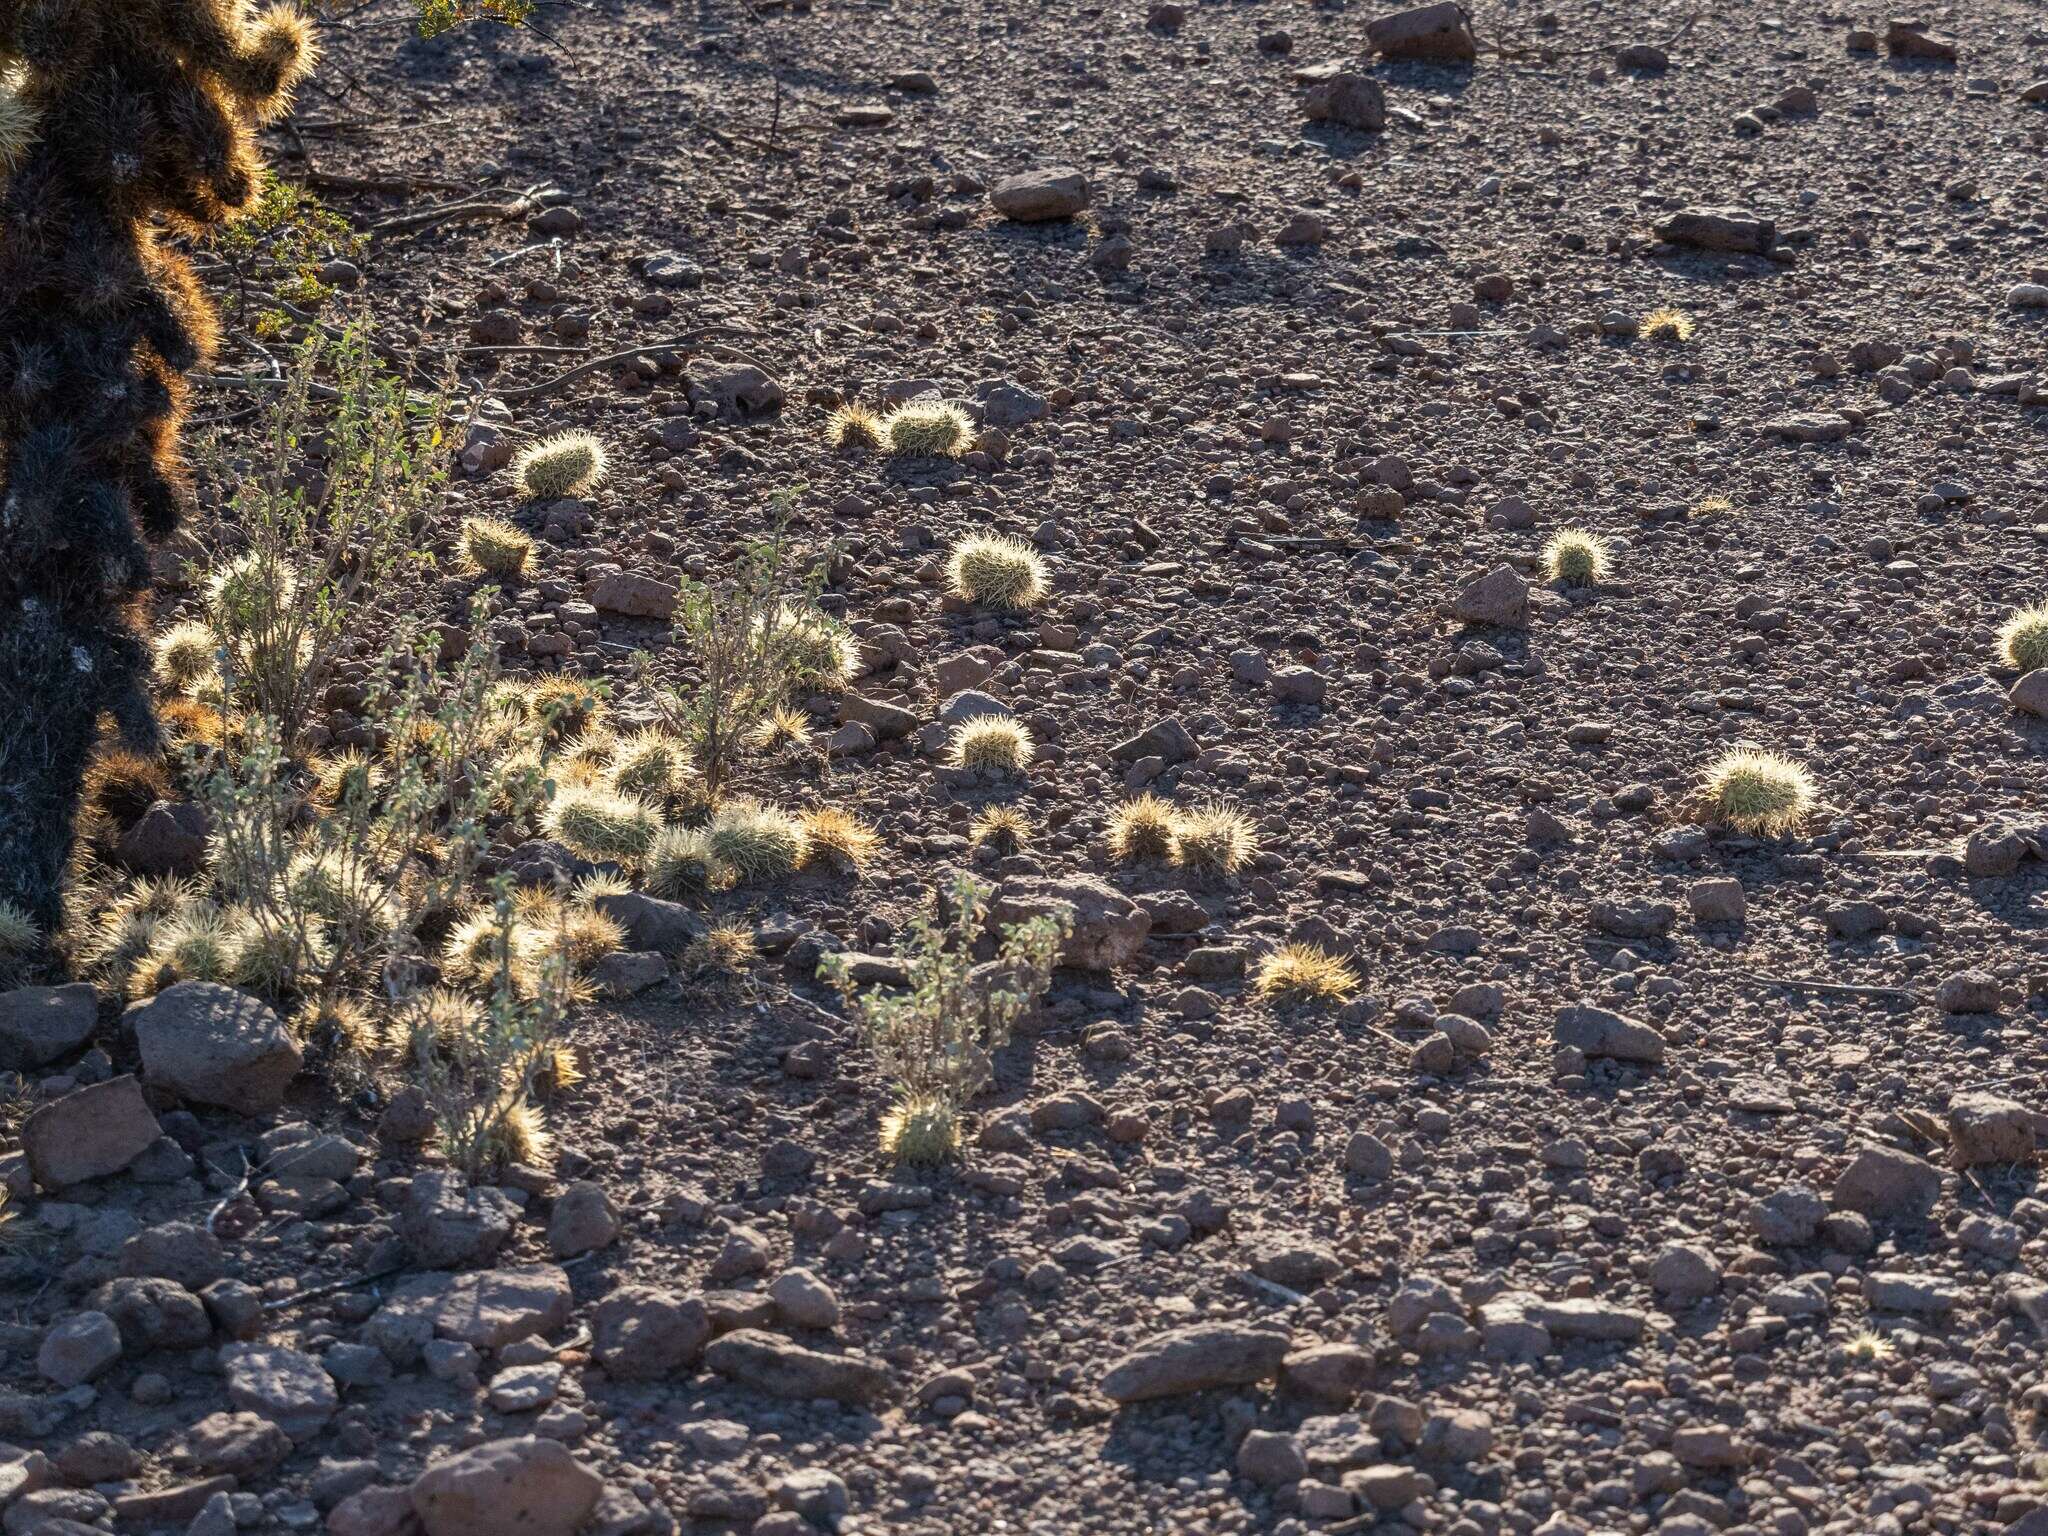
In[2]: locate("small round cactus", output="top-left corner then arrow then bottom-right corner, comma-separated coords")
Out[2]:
1253,942 -> 1360,1003
513,430 -> 609,499
825,404 -> 883,452
153,622 -> 219,692
767,604 -> 860,691
949,716 -> 1033,774
1107,793 -> 1178,861
646,826 -> 722,897
133,902 -> 236,996
1997,601 -> 2048,673
523,675 -> 608,746
1544,528 -> 1610,586
798,806 -> 879,873
459,516 -> 534,579
1173,803 -> 1258,876
0,66 -> 41,172
970,805 -> 1031,854
543,785 -> 663,864
206,552 -> 297,639
547,906 -> 627,972
1703,748 -> 1815,837
947,533 -> 1049,611
706,798 -> 809,882
283,849 -> 397,934
881,400 -> 974,458
1641,306 -> 1695,343
229,916 -> 327,998
881,1094 -> 961,1166
0,899 -> 40,960
608,730 -> 693,804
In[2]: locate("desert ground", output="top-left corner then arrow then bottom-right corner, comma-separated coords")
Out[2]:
4,1 -> 2048,1535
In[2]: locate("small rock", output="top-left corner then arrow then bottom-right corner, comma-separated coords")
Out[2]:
1553,1005 -> 1666,1064
221,1344 -> 338,1442
546,1182 -> 617,1259
21,1075 -> 160,1189
409,1436 -> 601,1536
0,983 -> 98,1070
1833,1144 -> 1942,1222
38,1311 -> 122,1387
1100,1322 -> 1290,1402
129,982 -> 301,1115
1302,72 -> 1387,132
591,1286 -> 710,1381
1655,206 -> 1777,254
702,1329 -> 892,1404
990,167 -> 1090,222
1366,1 -> 1477,61
1452,564 -> 1530,628
1946,1091 -> 2036,1166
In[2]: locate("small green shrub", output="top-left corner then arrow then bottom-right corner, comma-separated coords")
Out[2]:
820,872 -> 1067,1167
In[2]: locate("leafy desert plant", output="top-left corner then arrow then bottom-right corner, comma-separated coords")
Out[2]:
654,516 -> 833,800
205,170 -> 362,333
947,534 -> 1048,610
411,886 -> 579,1177
1702,748 -> 1814,837
417,0 -> 540,36
201,329 -> 447,749
820,872 -> 1068,1165
192,612 -> 546,1008
1253,942 -> 1360,1004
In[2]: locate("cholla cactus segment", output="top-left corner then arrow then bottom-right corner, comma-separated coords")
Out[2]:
0,67 -> 39,172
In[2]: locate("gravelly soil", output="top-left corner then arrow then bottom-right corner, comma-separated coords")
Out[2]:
5,2 -> 2048,1535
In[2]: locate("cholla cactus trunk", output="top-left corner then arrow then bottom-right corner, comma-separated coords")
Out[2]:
0,0 -> 312,928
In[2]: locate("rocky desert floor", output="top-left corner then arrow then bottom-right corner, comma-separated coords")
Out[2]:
6,0 -> 2048,1534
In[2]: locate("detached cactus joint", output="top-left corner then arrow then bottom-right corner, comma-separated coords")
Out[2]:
0,0 -> 314,929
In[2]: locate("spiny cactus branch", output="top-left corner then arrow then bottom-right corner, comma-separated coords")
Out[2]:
0,0 -> 314,929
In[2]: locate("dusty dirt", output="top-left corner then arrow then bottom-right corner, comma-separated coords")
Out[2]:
6,0 -> 2048,1534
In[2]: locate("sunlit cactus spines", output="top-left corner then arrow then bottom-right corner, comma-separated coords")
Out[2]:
0,0 -> 316,933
